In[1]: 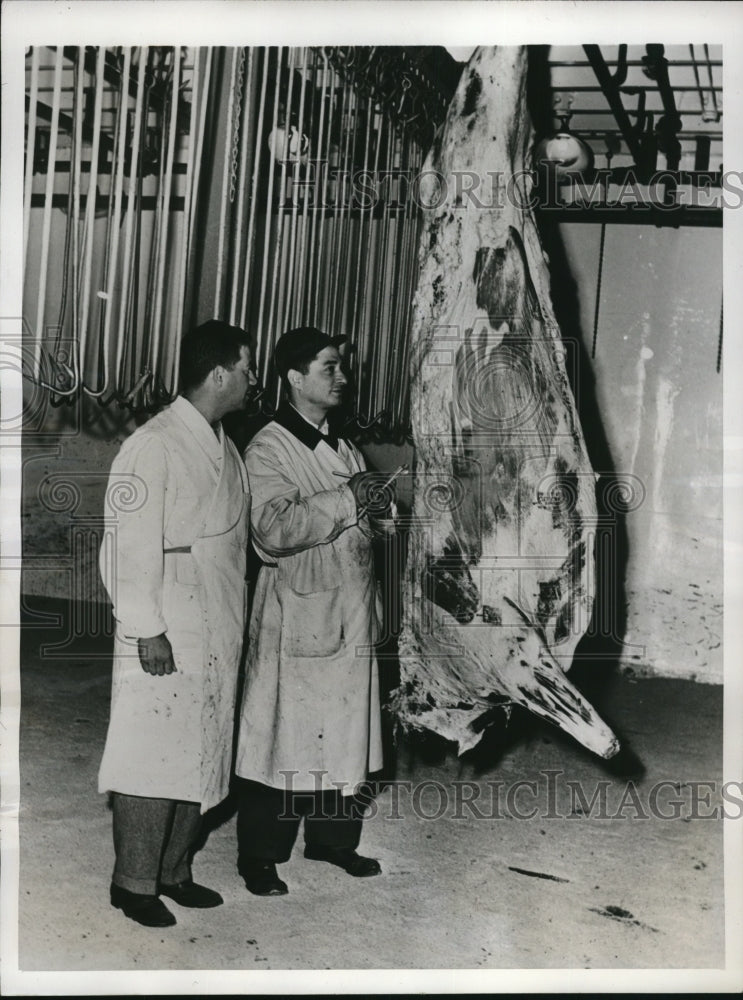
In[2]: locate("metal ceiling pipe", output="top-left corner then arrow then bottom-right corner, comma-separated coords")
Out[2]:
123,62 -> 151,398
78,49 -> 106,390
293,50 -> 321,327
230,48 -> 253,327
264,48 -> 297,402
86,46 -> 131,398
69,48 -> 85,388
584,44 -> 656,181
171,47 -> 201,396
642,45 -> 682,173
256,47 -> 283,389
368,114 -> 396,415
703,44 -> 720,119
282,47 -> 310,333
117,46 -> 147,394
332,85 -> 362,343
388,129 -> 414,430
149,47 -> 181,395
355,100 -> 383,418
305,55 -> 332,324
182,46 -> 212,335
320,73 -> 352,330
394,135 -> 423,430
32,46 -> 64,381
23,47 -> 40,270
213,48 -> 239,318
239,47 -> 268,331
141,52 -> 170,408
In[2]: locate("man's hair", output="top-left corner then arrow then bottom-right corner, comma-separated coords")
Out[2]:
179,320 -> 252,392
273,327 -> 347,388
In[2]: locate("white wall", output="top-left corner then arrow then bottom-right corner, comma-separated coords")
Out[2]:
557,223 -> 722,682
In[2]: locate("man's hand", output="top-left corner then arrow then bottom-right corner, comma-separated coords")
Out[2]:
137,633 -> 176,675
347,471 -> 396,518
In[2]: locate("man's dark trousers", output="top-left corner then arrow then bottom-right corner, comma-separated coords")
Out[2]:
236,777 -> 364,868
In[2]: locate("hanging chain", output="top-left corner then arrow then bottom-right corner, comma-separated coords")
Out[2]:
229,47 -> 246,203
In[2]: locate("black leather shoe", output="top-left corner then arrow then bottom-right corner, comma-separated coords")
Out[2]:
159,879 -> 223,908
241,861 -> 288,896
303,845 -> 381,877
110,883 -> 176,927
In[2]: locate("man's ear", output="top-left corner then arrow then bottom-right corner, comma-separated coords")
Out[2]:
212,365 -> 226,387
287,368 -> 303,392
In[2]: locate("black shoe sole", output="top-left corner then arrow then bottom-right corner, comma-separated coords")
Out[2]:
111,899 -> 176,928
303,849 -> 381,877
243,880 -> 289,897
159,888 -> 223,908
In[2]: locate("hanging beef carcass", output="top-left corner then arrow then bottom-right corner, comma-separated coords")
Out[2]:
394,47 -> 620,759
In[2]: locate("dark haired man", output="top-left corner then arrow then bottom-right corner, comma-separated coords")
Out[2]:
234,326 -> 386,896
99,320 -> 256,927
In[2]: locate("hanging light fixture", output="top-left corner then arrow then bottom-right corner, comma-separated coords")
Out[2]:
533,106 -> 594,182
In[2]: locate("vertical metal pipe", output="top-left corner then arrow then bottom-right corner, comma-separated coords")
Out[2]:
367,112 -> 395,414
397,140 -> 422,428
348,94 -> 373,413
23,46 -> 40,270
264,48 -> 296,391
78,47 -> 105,388
290,47 -> 317,329
326,79 -> 356,333
188,47 -> 212,241
123,69 -> 150,395
239,48 -> 268,330
170,47 -> 201,394
141,50 -> 167,395
315,65 -> 347,327
182,46 -> 212,333
33,46 -> 64,378
70,47 -> 86,383
294,50 -> 320,325
281,46 -> 309,332
213,48 -> 239,318
703,44 -> 719,116
305,55 -> 331,323
256,46 -> 283,387
116,46 -> 147,392
142,51 -> 172,407
354,100 -> 382,417
85,45 -> 131,397
389,130 -> 415,429
338,90 -> 366,345
688,45 -> 706,114
383,142 -> 406,421
230,48 -> 253,325
150,47 -> 181,381
396,139 -> 423,429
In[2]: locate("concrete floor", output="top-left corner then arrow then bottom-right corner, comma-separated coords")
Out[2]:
11,598 -> 727,978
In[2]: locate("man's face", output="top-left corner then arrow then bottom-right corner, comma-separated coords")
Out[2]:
291,346 -> 348,412
220,345 -> 257,414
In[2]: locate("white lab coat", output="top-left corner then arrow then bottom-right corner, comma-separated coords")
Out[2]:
234,406 -> 383,795
98,396 -> 249,813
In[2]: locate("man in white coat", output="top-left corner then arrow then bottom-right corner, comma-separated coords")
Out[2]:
99,320 -> 256,927
235,327 -> 387,896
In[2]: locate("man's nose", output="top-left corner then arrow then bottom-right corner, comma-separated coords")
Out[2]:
335,370 -> 348,386
248,370 -> 258,386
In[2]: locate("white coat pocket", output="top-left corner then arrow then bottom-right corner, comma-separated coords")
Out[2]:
281,586 -> 343,658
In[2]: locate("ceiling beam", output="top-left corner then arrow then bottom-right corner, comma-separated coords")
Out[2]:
583,44 -> 658,182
